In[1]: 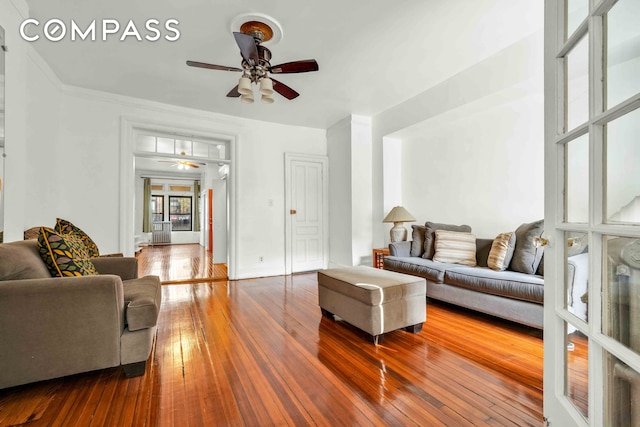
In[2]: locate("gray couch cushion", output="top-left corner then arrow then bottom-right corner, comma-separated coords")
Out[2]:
410,225 -> 427,257
123,276 -> 162,331
444,266 -> 544,303
0,240 -> 51,280
510,220 -> 545,274
422,222 -> 472,260
384,256 -> 458,283
317,267 -> 425,306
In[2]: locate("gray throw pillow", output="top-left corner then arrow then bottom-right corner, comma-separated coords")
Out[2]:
410,225 -> 427,257
422,222 -> 472,260
510,219 -> 545,274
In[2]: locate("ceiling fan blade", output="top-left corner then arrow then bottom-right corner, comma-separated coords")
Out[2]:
226,85 -> 241,98
233,32 -> 259,66
269,59 -> 319,74
186,60 -> 243,72
271,78 -> 300,100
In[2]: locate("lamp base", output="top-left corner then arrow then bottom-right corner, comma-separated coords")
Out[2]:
390,222 -> 407,243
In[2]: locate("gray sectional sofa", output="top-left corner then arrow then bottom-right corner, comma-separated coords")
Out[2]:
384,221 -> 547,329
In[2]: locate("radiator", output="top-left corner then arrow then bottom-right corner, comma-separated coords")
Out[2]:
152,221 -> 172,244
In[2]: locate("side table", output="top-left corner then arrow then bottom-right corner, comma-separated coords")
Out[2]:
372,248 -> 390,269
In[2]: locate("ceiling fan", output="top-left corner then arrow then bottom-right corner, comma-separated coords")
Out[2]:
159,152 -> 206,170
186,20 -> 319,102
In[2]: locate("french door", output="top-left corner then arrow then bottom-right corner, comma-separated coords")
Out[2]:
544,0 -> 640,425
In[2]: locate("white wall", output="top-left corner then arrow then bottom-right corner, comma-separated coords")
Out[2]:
0,0 -> 29,242
372,30 -> 545,245
327,115 -> 372,266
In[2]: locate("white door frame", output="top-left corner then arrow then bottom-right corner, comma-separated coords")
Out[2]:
119,117 -> 238,279
284,153 -> 328,275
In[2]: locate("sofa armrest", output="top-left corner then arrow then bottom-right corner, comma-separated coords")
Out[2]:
389,241 -> 412,257
0,275 -> 126,389
92,256 -> 138,280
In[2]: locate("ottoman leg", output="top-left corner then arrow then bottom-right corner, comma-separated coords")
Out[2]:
405,323 -> 423,334
372,334 -> 385,345
321,308 -> 335,320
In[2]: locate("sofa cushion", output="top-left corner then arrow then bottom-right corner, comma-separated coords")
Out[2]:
383,256 -> 458,283
55,218 -> 100,258
37,227 -> 98,277
423,222 -> 472,260
433,230 -> 477,266
410,225 -> 427,257
487,232 -> 516,271
444,266 -> 544,304
0,240 -> 51,280
510,220 -> 545,274
123,276 -> 162,331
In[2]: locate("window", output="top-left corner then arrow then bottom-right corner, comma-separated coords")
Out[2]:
151,195 -> 164,222
169,196 -> 192,231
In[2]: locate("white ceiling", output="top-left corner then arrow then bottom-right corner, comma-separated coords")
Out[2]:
23,0 -> 543,130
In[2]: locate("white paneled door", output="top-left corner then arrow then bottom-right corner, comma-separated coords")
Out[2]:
544,0 -> 640,425
285,153 -> 328,274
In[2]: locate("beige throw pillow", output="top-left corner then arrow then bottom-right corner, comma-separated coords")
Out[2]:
433,230 -> 477,266
487,232 -> 516,271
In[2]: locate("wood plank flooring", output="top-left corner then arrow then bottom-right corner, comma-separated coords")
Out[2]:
0,245 -> 548,426
137,244 -> 227,283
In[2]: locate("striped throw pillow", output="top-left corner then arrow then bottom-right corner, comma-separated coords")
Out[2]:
487,232 -> 516,271
433,230 -> 477,266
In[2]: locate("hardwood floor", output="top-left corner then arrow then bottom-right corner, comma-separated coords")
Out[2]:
0,245 -> 547,426
137,244 -> 227,283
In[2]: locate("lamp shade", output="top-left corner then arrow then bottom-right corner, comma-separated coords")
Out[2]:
383,206 -> 416,223
238,76 -> 252,96
260,77 -> 274,96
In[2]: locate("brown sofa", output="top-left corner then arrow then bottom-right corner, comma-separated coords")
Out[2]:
0,240 -> 161,389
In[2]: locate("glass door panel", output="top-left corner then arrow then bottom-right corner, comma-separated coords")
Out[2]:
566,231 -> 589,322
566,135 -> 589,223
566,35 -> 589,131
605,107 -> 640,224
566,0 -> 588,39
567,321 -> 589,421
606,0 -> 640,109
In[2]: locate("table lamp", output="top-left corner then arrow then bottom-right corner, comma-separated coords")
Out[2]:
383,206 -> 416,242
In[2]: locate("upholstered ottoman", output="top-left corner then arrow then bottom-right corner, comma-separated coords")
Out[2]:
317,267 -> 426,344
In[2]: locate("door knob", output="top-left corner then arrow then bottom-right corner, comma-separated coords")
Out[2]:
290,209 -> 297,215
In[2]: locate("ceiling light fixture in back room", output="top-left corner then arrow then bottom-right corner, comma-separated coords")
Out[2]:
186,14 -> 319,104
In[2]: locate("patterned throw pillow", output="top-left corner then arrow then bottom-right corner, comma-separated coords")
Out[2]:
37,227 -> 98,277
487,232 -> 516,271
55,218 -> 100,258
432,230 -> 477,266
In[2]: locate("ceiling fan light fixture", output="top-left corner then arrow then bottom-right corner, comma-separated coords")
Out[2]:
240,92 -> 255,104
238,76 -> 252,95
261,93 -> 275,104
259,77 -> 274,96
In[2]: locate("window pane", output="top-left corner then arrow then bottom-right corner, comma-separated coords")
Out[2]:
605,108 -> 640,224
606,0 -> 640,109
175,139 -> 192,156
169,196 -> 192,231
151,195 -> 164,222
566,134 -> 589,223
566,35 -> 589,131
605,350 -> 639,426
157,137 -> 174,154
136,134 -> 156,152
567,0 -> 588,40
566,321 -> 588,420
193,141 -> 209,158
603,236 -> 640,354
566,232 -> 588,322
